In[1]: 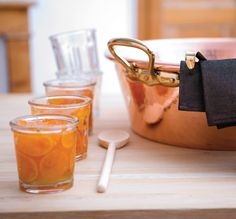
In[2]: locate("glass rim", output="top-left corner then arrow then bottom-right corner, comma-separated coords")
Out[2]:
49,28 -> 96,41
9,114 -> 79,133
56,69 -> 103,77
28,95 -> 92,109
43,79 -> 96,89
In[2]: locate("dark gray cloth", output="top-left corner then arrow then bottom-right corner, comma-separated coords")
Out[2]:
178,57 -> 236,129
201,59 -> 236,128
178,61 -> 205,112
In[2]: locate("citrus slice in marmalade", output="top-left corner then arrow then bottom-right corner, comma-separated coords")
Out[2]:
48,97 -> 81,105
78,89 -> 93,98
39,149 -> 70,184
16,152 -> 38,183
15,132 -> 54,157
61,130 -> 76,148
71,105 -> 90,124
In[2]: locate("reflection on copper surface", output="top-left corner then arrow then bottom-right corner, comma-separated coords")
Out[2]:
108,38 -> 236,150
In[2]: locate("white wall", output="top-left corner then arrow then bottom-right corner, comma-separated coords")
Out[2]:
29,0 -> 137,95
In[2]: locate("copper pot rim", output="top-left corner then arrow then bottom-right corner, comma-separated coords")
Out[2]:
105,37 -> 236,73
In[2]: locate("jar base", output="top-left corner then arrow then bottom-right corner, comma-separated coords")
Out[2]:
19,178 -> 73,194
76,153 -> 87,161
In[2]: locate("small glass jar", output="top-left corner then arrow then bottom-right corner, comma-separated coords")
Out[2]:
43,78 -> 95,134
9,114 -> 78,194
28,95 -> 91,161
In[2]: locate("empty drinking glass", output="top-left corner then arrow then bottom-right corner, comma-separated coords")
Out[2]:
49,29 -> 102,116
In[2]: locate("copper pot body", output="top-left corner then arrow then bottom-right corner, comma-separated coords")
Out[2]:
108,38 -> 236,150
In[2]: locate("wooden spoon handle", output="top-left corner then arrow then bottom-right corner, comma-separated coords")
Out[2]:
97,142 -> 116,193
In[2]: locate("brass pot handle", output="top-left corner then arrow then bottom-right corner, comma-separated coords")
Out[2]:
108,38 -> 155,75
108,38 -> 179,87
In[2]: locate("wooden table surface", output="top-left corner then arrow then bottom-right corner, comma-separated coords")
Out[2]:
1,94 -> 236,219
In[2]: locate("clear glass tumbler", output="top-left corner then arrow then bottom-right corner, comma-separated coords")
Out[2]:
49,29 -> 102,116
43,78 -> 95,134
50,29 -> 100,75
9,114 -> 78,194
28,95 -> 91,161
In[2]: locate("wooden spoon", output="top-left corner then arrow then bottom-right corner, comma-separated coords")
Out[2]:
97,130 -> 130,193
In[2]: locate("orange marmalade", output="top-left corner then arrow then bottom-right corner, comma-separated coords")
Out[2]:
10,115 -> 78,194
29,96 -> 91,160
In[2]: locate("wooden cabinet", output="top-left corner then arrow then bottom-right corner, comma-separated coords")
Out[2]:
0,1 -> 35,92
138,0 -> 236,40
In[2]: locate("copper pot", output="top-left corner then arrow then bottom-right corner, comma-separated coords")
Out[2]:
106,38 -> 236,150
